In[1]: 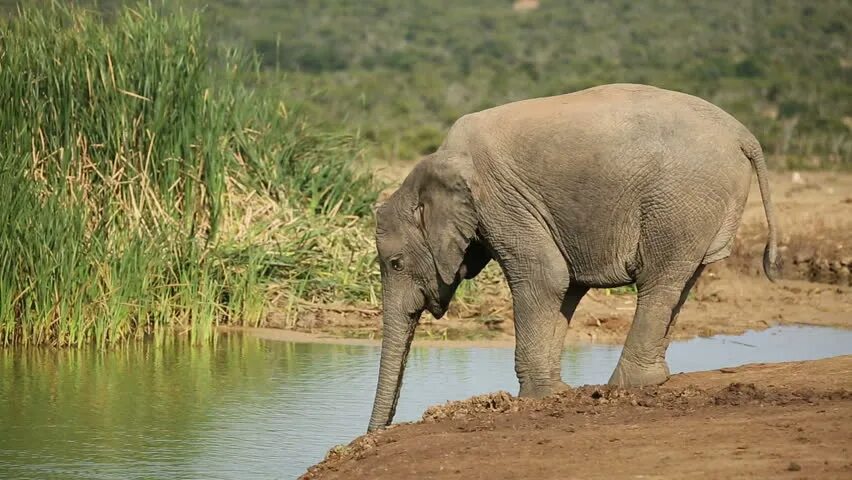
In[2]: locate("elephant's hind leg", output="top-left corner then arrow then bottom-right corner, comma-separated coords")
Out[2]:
549,285 -> 589,391
608,263 -> 704,387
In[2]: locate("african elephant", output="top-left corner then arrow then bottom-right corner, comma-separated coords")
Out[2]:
367,83 -> 779,432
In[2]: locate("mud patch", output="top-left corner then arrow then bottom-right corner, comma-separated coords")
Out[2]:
419,383 -> 849,424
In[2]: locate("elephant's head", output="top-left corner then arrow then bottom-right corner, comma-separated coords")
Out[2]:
367,149 -> 491,432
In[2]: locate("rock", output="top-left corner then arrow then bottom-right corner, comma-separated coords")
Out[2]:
792,252 -> 814,264
791,172 -> 805,185
513,0 -> 540,12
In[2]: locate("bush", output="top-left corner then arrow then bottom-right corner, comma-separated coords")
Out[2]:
0,2 -> 379,346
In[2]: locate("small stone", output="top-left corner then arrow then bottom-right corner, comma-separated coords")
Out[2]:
513,0 -> 540,12
793,252 -> 813,264
791,172 -> 805,184
787,461 -> 801,472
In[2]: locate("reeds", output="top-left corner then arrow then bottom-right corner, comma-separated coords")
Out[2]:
0,2 -> 379,347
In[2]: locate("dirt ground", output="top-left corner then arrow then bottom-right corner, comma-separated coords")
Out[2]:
284,169 -> 852,344
301,355 -> 852,480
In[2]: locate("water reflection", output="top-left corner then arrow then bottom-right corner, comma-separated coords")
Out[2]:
0,326 -> 850,479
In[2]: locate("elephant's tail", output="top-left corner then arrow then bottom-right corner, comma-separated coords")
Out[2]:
741,137 -> 781,282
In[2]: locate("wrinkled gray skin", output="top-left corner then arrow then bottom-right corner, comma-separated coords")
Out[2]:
367,83 -> 780,432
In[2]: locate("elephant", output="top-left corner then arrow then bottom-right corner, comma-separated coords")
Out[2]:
367,83 -> 779,432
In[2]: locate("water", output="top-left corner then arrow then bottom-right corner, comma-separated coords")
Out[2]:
1,326 -> 850,480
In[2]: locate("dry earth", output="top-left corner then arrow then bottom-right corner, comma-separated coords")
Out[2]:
302,355 -> 852,480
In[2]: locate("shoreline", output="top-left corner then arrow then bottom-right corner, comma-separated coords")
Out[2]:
219,325 -> 518,348
218,317 -> 852,349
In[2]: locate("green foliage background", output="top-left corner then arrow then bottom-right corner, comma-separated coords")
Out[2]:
4,0 -> 848,165
0,0 -> 849,346
201,0 -> 851,166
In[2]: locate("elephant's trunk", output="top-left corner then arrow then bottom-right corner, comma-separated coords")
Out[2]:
367,306 -> 419,432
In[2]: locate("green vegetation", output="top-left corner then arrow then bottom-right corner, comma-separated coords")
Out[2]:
196,0 -> 851,167
2,0 -> 849,347
0,3 -> 379,347
6,1 -> 847,166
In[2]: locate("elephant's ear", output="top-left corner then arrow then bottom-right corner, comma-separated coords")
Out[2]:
414,150 -> 478,285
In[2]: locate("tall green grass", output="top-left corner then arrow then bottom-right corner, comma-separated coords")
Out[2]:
0,2 -> 380,347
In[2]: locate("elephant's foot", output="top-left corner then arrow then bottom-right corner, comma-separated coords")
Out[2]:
518,381 -> 560,398
608,359 -> 670,387
552,379 -> 571,392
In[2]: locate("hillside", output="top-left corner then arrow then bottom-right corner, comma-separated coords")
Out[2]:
4,0 -> 850,166
206,0 -> 851,166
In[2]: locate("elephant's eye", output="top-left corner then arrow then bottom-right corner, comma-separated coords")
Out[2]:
390,257 -> 404,272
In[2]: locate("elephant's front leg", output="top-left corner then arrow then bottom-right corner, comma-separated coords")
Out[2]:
547,316 -> 570,393
549,285 -> 589,392
512,289 -> 565,397
505,251 -> 572,398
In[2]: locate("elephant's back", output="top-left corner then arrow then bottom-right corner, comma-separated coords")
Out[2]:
472,83 -> 749,142
465,83 -> 753,184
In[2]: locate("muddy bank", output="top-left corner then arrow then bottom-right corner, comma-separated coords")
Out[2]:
302,355 -> 852,479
